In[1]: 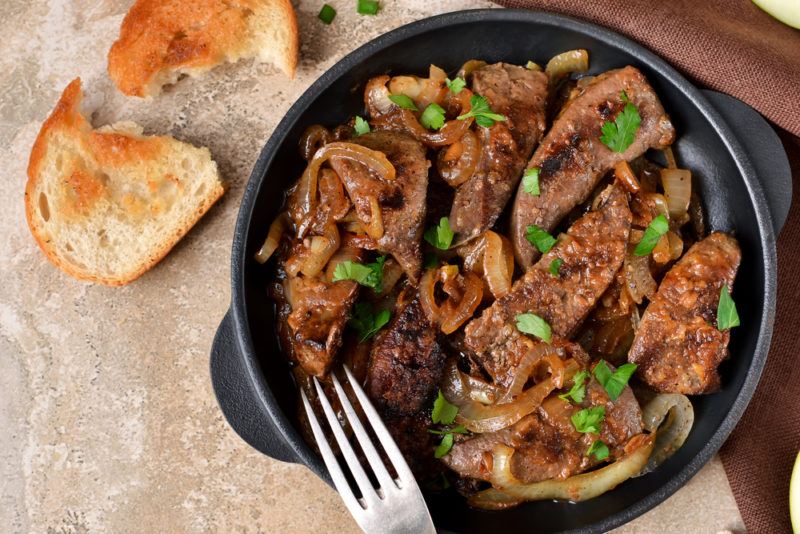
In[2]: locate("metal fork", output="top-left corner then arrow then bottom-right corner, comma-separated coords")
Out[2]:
300,366 -> 436,534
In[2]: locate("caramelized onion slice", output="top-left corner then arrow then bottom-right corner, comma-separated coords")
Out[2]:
285,224 -> 341,278
483,231 -> 514,299
255,213 -> 288,264
652,234 -> 671,264
437,129 -> 480,187
661,168 -> 692,218
290,142 -> 395,238
441,359 -> 500,406
614,160 -> 641,194
663,146 -> 678,169
299,124 -> 333,161
457,59 -> 487,78
387,64 -> 448,109
473,433 -> 654,506
545,49 -> 589,80
467,488 -> 524,510
454,360 -> 579,433
639,394 -> 694,474
500,343 -> 566,402
420,266 -> 483,334
318,168 -> 351,224
396,87 -> 474,147
667,231 -> 684,261
365,75 -> 393,115
322,142 -> 396,181
363,195 -> 384,240
456,377 -> 555,433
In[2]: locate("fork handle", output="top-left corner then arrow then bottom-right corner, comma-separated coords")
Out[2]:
210,309 -> 298,463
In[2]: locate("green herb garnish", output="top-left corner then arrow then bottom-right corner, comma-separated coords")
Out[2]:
592,360 -> 638,402
457,94 -> 507,128
549,258 -> 563,277
634,214 -> 669,256
420,103 -> 446,130
432,390 -> 459,425
525,224 -> 557,253
559,370 -> 588,404
523,167 -> 541,196
353,115 -> 370,136
348,302 -> 391,342
586,440 -> 610,460
525,60 -> 542,71
357,0 -> 379,15
431,392 -> 463,459
318,3 -> 336,24
571,406 -> 605,434
332,255 -> 386,291
434,433 -> 455,458
717,284 -> 740,331
424,217 -> 454,250
600,91 -> 641,153
388,94 -> 417,111
446,77 -> 466,95
515,313 -> 552,344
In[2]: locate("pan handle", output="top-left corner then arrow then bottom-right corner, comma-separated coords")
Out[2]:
702,90 -> 792,235
210,309 -> 299,464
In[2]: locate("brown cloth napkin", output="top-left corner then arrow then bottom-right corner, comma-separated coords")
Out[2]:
491,1 -> 800,531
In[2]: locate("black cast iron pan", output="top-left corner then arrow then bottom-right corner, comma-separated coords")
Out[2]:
210,10 -> 790,533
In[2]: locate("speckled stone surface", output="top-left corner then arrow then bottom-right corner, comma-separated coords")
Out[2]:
0,1 -> 746,532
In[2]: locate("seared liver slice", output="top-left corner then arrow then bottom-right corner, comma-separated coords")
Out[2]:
366,286 -> 445,416
629,232 -> 741,394
449,63 -> 548,245
511,66 -> 675,268
278,274 -> 359,378
465,184 -> 631,385
331,131 -> 430,283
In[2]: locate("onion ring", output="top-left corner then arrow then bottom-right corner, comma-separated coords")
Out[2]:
469,433 -> 654,508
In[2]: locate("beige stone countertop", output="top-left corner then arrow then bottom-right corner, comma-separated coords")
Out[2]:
0,0 -> 745,532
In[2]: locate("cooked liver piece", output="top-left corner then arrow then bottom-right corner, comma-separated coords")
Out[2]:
278,273 -> 359,378
465,184 -> 631,385
511,66 -> 675,268
330,131 -> 430,283
628,232 -> 741,394
449,63 -> 548,245
443,365 -> 643,484
366,286 -> 445,416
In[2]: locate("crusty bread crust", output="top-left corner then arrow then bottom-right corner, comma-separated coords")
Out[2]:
25,79 -> 225,286
108,0 -> 298,97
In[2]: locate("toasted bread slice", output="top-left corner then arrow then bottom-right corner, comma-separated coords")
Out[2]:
108,0 -> 299,97
25,79 -> 225,286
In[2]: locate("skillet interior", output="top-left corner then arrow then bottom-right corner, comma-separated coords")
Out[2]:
233,10 -> 775,533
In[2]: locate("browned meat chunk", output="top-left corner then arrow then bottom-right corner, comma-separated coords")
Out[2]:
276,274 -> 359,377
511,66 -> 675,268
450,63 -> 548,245
465,184 -> 631,384
443,364 -> 643,483
330,131 -> 430,283
628,232 -> 741,394
366,287 -> 445,416
384,411 -> 442,483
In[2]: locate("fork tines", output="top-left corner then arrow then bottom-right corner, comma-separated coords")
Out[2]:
300,366 -> 435,534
